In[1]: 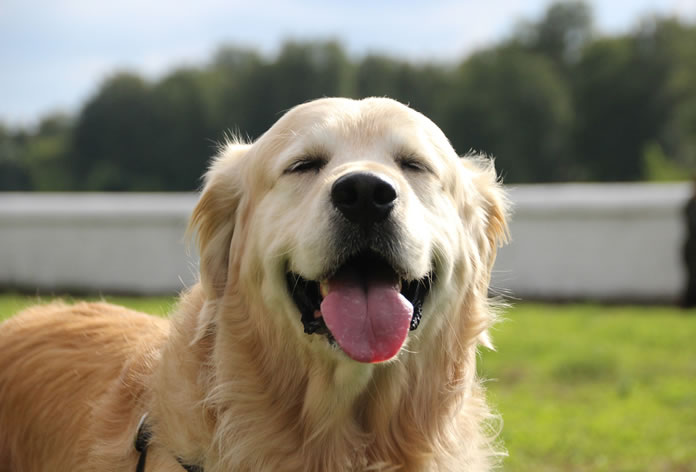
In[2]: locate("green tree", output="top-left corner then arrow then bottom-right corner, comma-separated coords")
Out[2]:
207,41 -> 354,141
355,55 -> 452,122
515,0 -> 594,68
4,8 -> 695,190
271,40 -> 354,107
71,73 -> 159,190
0,125 -> 32,190
443,46 -> 575,182
573,32 -> 673,181
150,69 -> 215,190
644,18 -> 696,178
206,46 -> 265,141
257,41 -> 354,136
22,114 -> 73,190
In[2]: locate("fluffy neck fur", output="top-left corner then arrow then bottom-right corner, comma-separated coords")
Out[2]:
148,284 -> 499,472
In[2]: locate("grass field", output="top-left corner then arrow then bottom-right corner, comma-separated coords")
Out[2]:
1,295 -> 695,471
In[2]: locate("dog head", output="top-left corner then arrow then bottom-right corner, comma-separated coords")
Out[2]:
190,97 -> 508,365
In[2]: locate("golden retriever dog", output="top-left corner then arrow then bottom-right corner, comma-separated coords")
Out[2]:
0,97 -> 508,471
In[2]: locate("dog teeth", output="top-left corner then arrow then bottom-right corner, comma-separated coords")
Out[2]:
320,280 -> 329,298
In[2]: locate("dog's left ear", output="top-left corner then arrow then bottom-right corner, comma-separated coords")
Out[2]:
458,155 -> 509,349
459,155 -> 510,273
189,143 -> 252,299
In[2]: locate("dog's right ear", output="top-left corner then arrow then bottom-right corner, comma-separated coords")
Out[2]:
189,142 -> 251,299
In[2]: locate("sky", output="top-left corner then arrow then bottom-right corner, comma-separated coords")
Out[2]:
1,0 -> 695,127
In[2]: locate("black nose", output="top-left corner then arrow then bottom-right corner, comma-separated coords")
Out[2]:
331,172 -> 397,228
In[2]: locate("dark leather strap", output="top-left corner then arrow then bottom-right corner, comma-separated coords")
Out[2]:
135,413 -> 204,472
177,459 -> 205,472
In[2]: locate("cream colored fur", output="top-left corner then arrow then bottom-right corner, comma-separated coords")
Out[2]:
0,97 -> 508,471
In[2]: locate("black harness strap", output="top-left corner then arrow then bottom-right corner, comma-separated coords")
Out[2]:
134,414 -> 152,472
178,459 -> 205,472
135,413 -> 204,472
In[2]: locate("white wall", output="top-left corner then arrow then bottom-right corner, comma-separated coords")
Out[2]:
0,183 -> 691,301
0,193 -> 198,294
493,183 -> 691,303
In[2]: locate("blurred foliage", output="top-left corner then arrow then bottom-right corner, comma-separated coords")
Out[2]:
1,1 -> 695,191
642,141 -> 691,181
442,46 -> 576,182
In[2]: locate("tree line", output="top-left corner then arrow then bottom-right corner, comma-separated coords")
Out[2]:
1,1 -> 695,191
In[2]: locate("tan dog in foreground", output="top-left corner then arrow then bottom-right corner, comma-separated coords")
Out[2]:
0,97 -> 508,471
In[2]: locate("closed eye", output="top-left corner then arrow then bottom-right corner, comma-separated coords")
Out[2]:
284,156 -> 327,174
397,154 -> 431,173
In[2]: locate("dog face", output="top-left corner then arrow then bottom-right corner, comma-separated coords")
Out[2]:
191,97 -> 507,365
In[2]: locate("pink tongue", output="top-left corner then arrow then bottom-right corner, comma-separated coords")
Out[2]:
320,272 -> 413,363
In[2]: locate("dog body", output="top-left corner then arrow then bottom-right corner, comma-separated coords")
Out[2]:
0,97 -> 508,471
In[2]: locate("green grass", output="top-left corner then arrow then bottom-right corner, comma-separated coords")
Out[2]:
1,295 -> 695,470
0,293 -> 175,320
480,304 -> 696,472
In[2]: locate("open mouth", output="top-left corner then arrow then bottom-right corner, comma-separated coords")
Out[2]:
286,250 -> 432,363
